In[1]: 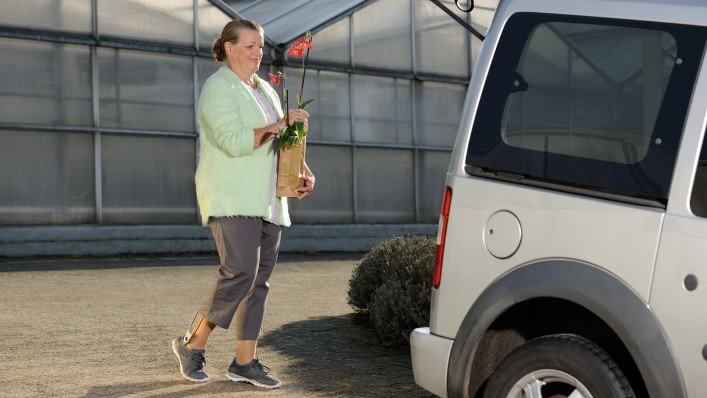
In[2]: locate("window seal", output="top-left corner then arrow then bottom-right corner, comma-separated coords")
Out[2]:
465,165 -> 667,209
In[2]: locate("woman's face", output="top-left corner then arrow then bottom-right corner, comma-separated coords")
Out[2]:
227,28 -> 264,75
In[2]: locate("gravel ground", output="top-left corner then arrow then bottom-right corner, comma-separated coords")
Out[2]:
0,254 -> 434,398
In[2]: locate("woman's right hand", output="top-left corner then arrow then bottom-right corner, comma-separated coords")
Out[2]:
281,109 -> 310,128
254,109 -> 311,149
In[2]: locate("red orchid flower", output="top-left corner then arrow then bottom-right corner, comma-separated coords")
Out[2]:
287,36 -> 313,59
278,31 -> 317,151
268,72 -> 281,87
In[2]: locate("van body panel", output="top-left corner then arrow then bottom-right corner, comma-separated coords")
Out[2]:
661,44 -> 707,215
430,175 -> 664,338
444,259 -> 684,398
652,216 -> 707,397
651,56 -> 707,397
410,327 -> 453,398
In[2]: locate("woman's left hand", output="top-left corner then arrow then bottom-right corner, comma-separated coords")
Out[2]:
297,173 -> 315,199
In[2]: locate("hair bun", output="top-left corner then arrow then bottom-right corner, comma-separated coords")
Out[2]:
212,37 -> 225,62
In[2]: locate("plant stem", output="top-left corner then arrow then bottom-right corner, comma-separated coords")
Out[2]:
298,48 -> 309,108
284,89 -> 289,127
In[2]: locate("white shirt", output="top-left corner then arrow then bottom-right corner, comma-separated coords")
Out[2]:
249,82 -> 284,225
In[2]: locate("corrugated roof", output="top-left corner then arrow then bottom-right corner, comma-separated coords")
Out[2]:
225,0 -> 372,45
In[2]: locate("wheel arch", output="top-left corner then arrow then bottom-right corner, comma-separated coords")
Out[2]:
446,259 -> 685,398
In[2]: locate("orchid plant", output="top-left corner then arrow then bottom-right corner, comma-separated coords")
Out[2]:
267,31 -> 316,149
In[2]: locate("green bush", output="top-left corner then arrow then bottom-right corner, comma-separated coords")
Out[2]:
347,235 -> 436,345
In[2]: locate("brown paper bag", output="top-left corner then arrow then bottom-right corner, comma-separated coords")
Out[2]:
276,137 -> 307,197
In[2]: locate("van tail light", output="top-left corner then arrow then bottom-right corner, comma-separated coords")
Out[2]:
433,186 -> 452,289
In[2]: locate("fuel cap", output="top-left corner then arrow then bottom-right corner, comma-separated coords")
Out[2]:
484,210 -> 522,259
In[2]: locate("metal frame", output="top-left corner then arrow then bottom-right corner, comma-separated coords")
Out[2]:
194,0 -> 201,224
349,14 -> 359,223
92,0 -> 101,224
412,0 -> 421,222
429,0 -> 486,41
0,0 -> 461,226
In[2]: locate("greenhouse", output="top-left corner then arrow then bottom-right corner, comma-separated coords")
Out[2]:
0,0 -> 497,256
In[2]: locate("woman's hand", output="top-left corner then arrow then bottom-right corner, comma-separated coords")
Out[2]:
297,174 -> 315,199
281,109 -> 310,130
254,109 -> 308,149
297,162 -> 315,199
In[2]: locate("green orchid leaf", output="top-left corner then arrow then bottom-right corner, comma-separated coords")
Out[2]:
299,98 -> 317,110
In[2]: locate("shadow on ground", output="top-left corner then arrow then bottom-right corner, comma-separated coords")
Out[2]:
78,380 -> 265,398
260,314 -> 434,397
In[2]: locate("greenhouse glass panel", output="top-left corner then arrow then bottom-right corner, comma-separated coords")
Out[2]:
289,145 -> 354,223
198,0 -> 233,51
256,64 -> 271,82
357,148 -> 415,223
415,81 -> 466,147
309,17 -> 350,65
316,71 -> 351,142
226,0 -> 276,25
284,68 -> 351,142
352,75 -> 412,145
0,131 -> 95,225
471,0 -> 498,36
353,0 -> 412,71
419,150 -> 451,223
101,134 -> 197,224
0,0 -> 91,33
98,0 -> 194,45
470,0 -> 499,69
0,38 -> 92,126
229,0 -> 366,44
197,57 -> 220,95
283,66 -> 316,110
397,79 -> 413,139
98,48 -> 194,132
415,0 -> 470,77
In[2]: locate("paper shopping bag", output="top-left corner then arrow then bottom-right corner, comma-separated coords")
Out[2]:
276,137 -> 307,197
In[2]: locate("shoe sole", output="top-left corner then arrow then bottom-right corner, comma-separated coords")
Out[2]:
172,338 -> 209,383
226,372 -> 282,389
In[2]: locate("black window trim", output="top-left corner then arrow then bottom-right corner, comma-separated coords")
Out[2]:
466,164 -> 667,208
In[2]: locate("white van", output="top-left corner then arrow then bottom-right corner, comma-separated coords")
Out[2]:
410,0 -> 707,397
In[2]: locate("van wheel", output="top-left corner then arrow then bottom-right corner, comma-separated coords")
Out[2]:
483,334 -> 634,398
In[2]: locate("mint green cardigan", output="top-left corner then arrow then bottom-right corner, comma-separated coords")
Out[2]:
195,66 -> 290,227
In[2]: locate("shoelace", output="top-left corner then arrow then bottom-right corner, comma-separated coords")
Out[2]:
190,351 -> 206,369
252,358 -> 270,374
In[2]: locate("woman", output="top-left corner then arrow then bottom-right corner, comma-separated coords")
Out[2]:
172,18 -> 315,389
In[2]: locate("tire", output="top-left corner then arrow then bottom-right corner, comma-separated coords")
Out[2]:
483,334 -> 634,398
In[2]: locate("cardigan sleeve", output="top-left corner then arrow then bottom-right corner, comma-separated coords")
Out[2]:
198,79 -> 256,158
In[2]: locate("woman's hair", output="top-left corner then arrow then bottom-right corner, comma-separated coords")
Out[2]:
212,18 -> 264,62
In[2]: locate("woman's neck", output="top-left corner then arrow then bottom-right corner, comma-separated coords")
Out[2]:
228,64 -> 255,88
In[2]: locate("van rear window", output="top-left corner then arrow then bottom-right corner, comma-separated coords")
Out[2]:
466,13 -> 706,203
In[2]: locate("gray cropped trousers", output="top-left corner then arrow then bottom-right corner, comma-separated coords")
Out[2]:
196,217 -> 282,340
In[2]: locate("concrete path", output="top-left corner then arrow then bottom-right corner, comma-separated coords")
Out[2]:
0,255 -> 433,398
